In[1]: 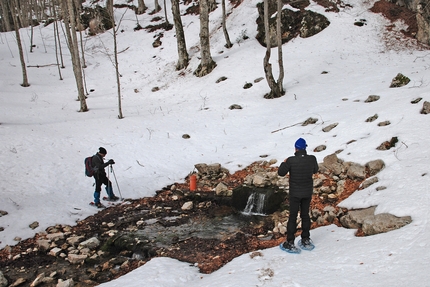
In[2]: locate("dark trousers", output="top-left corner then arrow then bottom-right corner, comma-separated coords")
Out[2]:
287,196 -> 311,242
93,173 -> 113,203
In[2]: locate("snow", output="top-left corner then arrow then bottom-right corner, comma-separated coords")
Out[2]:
1,0 -> 430,285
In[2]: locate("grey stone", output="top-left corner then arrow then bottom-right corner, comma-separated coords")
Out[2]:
366,159 -> 385,176
0,271 -> 7,287
79,237 -> 100,250
346,162 -> 366,180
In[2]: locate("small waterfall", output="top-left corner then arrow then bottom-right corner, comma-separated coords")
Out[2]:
243,192 -> 266,215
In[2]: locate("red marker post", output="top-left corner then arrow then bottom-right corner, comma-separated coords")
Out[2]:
190,174 -> 197,191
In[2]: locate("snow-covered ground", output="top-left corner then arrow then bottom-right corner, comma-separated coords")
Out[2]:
1,0 -> 429,285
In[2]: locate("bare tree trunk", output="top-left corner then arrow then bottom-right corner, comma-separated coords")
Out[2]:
163,0 -> 170,26
106,0 -> 115,18
154,0 -> 161,13
263,0 -> 280,99
54,19 -> 63,80
137,0 -> 147,14
108,0 -> 124,119
0,0 -> 12,32
221,0 -> 232,48
52,0 -> 65,69
171,0 -> 188,70
62,0 -> 88,112
194,0 -> 216,77
276,0 -> 284,95
10,0 -> 30,87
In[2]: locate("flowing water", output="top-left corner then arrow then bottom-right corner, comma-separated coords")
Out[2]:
242,192 -> 266,215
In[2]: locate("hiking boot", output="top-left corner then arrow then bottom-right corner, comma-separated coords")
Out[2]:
95,202 -> 104,208
109,195 -> 119,201
301,238 -> 313,246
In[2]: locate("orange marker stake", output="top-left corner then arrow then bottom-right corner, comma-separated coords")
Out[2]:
190,174 -> 197,191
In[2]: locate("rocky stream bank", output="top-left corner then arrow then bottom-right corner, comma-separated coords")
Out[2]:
0,154 -> 412,287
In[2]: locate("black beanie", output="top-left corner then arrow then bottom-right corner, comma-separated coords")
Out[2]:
99,147 -> 107,154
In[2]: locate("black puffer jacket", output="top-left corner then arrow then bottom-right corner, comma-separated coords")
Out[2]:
278,150 -> 319,198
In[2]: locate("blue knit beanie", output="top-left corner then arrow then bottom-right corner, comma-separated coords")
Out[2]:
294,138 -> 307,150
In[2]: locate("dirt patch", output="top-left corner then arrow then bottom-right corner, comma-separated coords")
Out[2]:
370,0 -> 418,38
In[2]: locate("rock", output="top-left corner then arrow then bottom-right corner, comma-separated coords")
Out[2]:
66,235 -> 84,247
389,73 -> 410,88
215,182 -> 230,196
340,206 -> 412,235
243,82 -> 252,89
49,247 -> 62,257
364,95 -> 380,103
37,239 -> 51,251
322,123 -> 338,132
365,114 -> 378,122
0,210 -> 8,216
194,163 -> 221,175
362,214 -> 412,236
313,145 -> 326,152
46,232 -> 64,241
365,159 -> 385,176
68,254 -> 88,264
0,271 -> 7,287
346,162 -> 366,180
29,221 -> 39,229
9,278 -> 26,287
322,153 -> 344,175
57,279 -> 74,287
229,104 -> 242,110
216,76 -> 227,83
377,121 -> 390,126
30,273 -> 45,287
360,177 -> 378,189
411,97 -> 422,104
252,173 -> 269,187
421,101 -> 430,114
79,237 -> 100,250
340,207 -> 376,229
302,117 -> 318,126
181,201 -> 193,211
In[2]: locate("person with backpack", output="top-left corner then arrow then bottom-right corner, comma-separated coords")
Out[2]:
91,147 -> 119,207
278,138 -> 319,253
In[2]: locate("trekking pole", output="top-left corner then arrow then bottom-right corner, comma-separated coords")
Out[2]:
111,165 -> 123,200
107,164 -> 111,196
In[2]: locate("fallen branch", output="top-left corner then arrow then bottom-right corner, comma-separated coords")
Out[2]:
27,64 -> 59,68
136,160 -> 145,167
271,122 -> 302,133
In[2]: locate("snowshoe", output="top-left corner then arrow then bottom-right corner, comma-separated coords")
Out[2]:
103,196 -> 120,202
279,241 -> 301,254
89,202 -> 106,209
298,238 -> 315,251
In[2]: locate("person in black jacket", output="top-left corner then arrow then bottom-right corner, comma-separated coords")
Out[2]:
278,138 -> 319,251
92,147 -> 119,207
